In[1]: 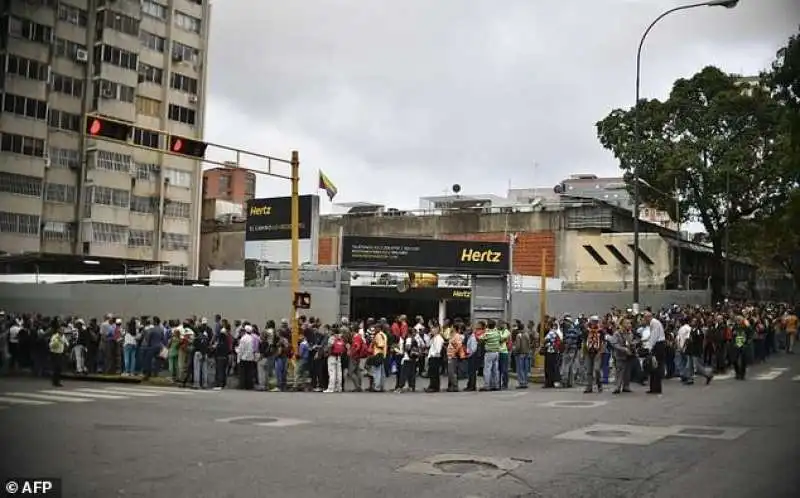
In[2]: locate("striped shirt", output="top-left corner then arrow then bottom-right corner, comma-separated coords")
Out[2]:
482,328 -> 502,353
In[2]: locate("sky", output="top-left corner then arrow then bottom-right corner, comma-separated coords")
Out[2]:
203,0 -> 799,213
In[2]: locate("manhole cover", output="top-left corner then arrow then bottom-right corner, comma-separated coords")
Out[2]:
228,417 -> 278,425
557,401 -> 595,407
586,430 -> 631,438
678,428 -> 724,436
433,460 -> 498,474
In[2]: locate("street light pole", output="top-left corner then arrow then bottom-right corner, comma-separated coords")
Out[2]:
631,0 -> 738,313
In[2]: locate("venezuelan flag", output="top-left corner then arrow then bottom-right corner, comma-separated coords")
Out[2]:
318,170 -> 338,201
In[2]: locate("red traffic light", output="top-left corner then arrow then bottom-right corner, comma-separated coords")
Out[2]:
168,135 -> 207,159
84,116 -> 132,142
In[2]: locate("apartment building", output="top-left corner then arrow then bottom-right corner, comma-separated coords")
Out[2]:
0,0 -> 211,279
202,166 -> 255,204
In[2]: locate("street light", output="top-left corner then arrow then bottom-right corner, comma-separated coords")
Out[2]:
631,0 -> 738,313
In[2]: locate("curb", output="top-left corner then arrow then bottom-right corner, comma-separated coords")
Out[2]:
61,374 -> 143,384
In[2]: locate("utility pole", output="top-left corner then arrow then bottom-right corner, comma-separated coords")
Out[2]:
724,169 -> 731,298
675,177 -> 682,289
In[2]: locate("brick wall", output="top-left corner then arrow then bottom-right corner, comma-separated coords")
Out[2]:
317,231 -> 556,276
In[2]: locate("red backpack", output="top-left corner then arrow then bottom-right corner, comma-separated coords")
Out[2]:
331,336 -> 346,356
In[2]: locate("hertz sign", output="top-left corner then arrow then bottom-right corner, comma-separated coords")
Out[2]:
245,195 -> 313,241
341,236 -> 510,274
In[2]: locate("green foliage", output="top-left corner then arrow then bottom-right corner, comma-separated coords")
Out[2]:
596,66 -> 791,246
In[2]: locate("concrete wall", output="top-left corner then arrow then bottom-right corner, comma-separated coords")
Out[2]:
510,289 -> 710,323
558,231 -> 671,290
0,283 -> 339,324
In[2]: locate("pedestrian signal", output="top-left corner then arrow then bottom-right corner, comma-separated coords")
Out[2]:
293,292 -> 311,310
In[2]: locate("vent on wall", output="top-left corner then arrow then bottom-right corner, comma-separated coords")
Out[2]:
582,245 -> 608,266
628,244 -> 655,265
605,244 -> 631,265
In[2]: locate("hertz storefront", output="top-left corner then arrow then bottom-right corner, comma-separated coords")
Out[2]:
342,236 -> 510,324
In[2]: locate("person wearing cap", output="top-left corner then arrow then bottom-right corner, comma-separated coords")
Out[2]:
236,324 -> 257,389
560,316 -> 581,388
583,315 -> 605,393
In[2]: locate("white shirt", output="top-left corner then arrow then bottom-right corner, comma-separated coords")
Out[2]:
676,324 -> 691,350
428,334 -> 445,359
237,333 -> 256,362
647,318 -> 666,351
9,325 -> 21,343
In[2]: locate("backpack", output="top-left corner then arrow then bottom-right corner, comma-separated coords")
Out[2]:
586,328 -> 602,353
331,336 -> 346,356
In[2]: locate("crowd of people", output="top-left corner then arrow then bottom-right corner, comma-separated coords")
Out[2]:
0,302 -> 796,394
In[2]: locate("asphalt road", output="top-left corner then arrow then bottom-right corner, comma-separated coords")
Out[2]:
1,356 -> 799,498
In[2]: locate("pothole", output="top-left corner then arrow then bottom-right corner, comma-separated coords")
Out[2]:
585,430 -> 631,438
228,417 -> 278,425
434,460 -> 498,474
677,428 -> 724,436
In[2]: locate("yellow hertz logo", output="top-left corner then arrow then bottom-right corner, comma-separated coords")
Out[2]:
249,205 -> 272,216
460,248 -> 502,264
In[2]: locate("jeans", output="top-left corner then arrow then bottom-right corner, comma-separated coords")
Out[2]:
257,357 -> 270,390
675,352 -> 686,378
684,354 -> 712,382
584,353 -> 602,391
123,344 -> 137,374
483,352 -> 499,389
516,353 -> 531,387
372,361 -> 385,391
74,344 -> 87,374
498,352 -> 510,389
559,350 -> 578,387
275,357 -> 288,390
327,356 -> 342,392
601,352 -> 611,384
193,352 -> 206,388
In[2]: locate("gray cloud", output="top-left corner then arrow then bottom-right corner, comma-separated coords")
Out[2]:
204,0 -> 799,208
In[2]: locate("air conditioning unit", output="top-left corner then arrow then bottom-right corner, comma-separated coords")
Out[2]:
75,49 -> 88,63
188,95 -> 198,104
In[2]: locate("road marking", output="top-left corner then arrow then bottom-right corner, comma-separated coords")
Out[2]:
3,392 -> 92,403
754,368 -> 788,381
43,390 -> 126,399
0,395 -> 52,406
97,388 -> 164,397
105,387 -> 197,395
713,372 -> 735,381
792,375 -> 800,382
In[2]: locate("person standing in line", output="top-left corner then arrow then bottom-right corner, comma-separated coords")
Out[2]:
48,324 -> 67,387
559,317 -> 580,388
497,321 -> 511,390
542,320 -> 562,388
583,316 -> 605,393
212,321 -> 231,389
464,323 -> 480,392
236,325 -> 257,390
348,325 -> 367,391
732,315 -> 750,380
446,324 -> 465,392
644,310 -> 666,394
73,319 -> 89,375
325,329 -> 345,393
783,310 -> 797,354
425,325 -> 445,393
370,325 -> 388,392
513,322 -> 533,389
611,318 -> 634,394
480,320 -> 501,391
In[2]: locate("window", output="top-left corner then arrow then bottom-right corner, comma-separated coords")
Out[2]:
628,245 -> 655,265
47,109 -> 81,132
1,133 -> 46,157
96,150 -> 133,172
164,200 -> 190,218
161,264 -> 188,279
6,54 -> 49,81
134,163 -> 159,181
91,222 -> 128,244
0,172 -> 43,197
0,212 -> 40,236
188,0 -> 203,5
58,3 -> 88,27
8,16 -> 53,45
163,168 -> 192,188
138,63 -> 163,85
130,195 -> 156,214
49,147 -> 80,169
42,221 -> 74,242
100,45 -> 138,71
582,245 -> 608,266
244,174 -> 256,199
169,72 -> 198,94
135,96 -> 162,117
172,41 -> 199,64
52,73 -> 84,98
92,186 -> 130,208
161,232 -> 190,250
174,11 -> 201,33
44,183 -> 77,203
218,174 -> 230,194
128,229 -> 154,247
96,80 -> 135,103
605,244 -> 631,265
141,0 -> 167,20
133,128 -> 160,149
102,10 -> 139,36
168,104 -> 196,125
2,93 -> 48,120
140,31 -> 165,53
54,38 -> 87,60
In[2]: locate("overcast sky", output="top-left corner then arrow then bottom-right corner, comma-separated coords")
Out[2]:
203,0 -> 799,211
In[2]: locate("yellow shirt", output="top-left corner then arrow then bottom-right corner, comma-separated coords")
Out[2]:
49,333 -> 66,354
373,331 -> 387,356
784,314 -> 798,334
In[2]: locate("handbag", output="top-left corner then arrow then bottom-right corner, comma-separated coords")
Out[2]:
158,346 -> 169,360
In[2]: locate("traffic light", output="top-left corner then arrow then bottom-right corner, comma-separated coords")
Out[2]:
293,291 -> 311,310
168,135 -> 208,159
85,116 -> 132,142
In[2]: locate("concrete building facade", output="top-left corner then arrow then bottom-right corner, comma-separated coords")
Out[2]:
0,0 -> 211,279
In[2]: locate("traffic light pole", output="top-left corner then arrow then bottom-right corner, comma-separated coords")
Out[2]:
82,114 -> 303,357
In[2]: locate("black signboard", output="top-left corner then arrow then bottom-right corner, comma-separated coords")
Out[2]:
245,195 -> 313,241
342,236 -> 510,274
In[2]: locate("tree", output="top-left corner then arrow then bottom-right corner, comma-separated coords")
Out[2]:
596,66 -> 792,299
